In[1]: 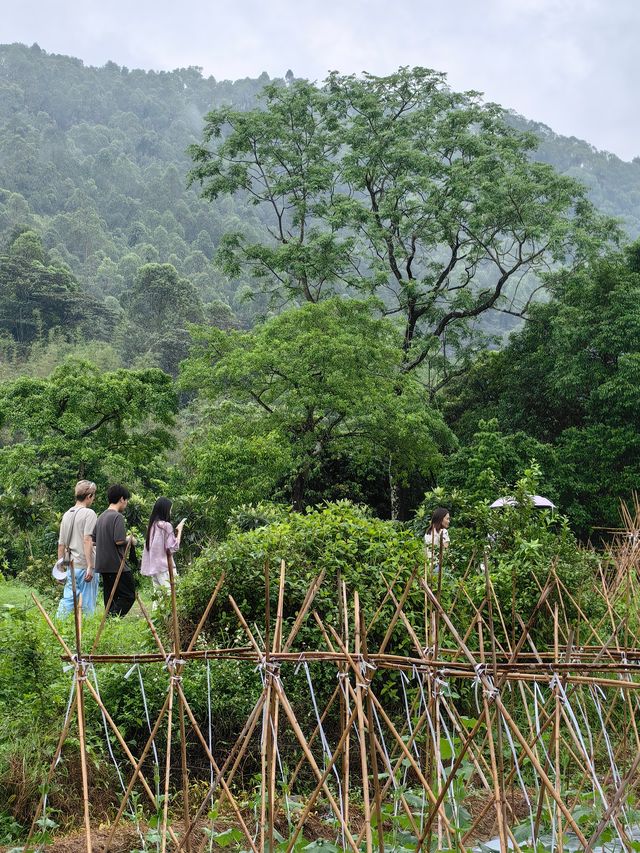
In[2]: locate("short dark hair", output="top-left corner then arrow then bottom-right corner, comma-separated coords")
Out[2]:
107,483 -> 131,504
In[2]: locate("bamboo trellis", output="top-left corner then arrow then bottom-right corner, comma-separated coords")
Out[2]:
25,498 -> 640,852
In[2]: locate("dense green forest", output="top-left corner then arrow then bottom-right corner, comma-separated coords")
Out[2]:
0,41 -> 638,565
1,41 -> 640,846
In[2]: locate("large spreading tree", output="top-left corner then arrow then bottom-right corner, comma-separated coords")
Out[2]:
0,228 -> 116,347
189,68 -> 616,393
180,299 -> 454,521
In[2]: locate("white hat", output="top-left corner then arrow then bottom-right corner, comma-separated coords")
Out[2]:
52,558 -> 67,582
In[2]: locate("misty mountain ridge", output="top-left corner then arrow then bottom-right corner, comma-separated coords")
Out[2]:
1,41 -> 638,333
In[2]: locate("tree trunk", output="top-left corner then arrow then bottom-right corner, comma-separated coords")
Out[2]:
291,469 -> 307,512
389,455 -> 399,521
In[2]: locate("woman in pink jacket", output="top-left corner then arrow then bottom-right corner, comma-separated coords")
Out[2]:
140,497 -> 185,591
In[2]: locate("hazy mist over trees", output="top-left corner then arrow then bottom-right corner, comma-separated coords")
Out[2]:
0,41 -> 638,540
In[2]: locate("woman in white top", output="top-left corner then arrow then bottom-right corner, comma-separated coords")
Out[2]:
424,507 -> 451,571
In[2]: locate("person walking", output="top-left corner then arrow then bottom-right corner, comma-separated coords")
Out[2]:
56,480 -> 99,618
140,497 -> 185,595
94,484 -> 136,617
424,507 -> 451,572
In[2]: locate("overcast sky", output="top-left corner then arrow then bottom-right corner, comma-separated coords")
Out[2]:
3,0 -> 639,161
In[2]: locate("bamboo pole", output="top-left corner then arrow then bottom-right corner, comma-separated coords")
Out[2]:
420,578 -> 589,848
160,670 -> 174,853
478,613 -> 509,853
353,591 -> 373,853
553,603 -> 564,853
310,610 -> 423,848
177,688 -> 268,852
136,593 -> 167,657
284,702 -> 360,852
64,576 -> 91,853
310,612 -> 426,851
340,578 -> 350,830
322,618 -> 460,842
413,582 -> 555,849
32,590 -> 177,853
165,547 -> 191,853
101,696 -> 174,852
32,540 -> 640,853
260,560 -> 271,852
272,678 -> 360,852
359,604 -> 384,853
176,682 -> 260,853
82,676 -> 182,847
185,571 -> 226,653
286,681 -> 342,790
281,569 -> 326,653
269,561 -> 286,845
24,690 -> 78,852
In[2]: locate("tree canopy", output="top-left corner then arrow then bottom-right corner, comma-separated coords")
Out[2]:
0,228 -> 116,347
0,359 -> 177,508
190,68 -> 618,391
180,299 -> 454,521
0,44 -> 638,550
443,246 -> 640,533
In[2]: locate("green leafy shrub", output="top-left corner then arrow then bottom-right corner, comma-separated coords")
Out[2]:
0,489 -> 58,580
412,466 -> 602,646
176,501 -> 428,775
0,589 -> 160,830
179,501 -> 425,651
0,578 -> 270,834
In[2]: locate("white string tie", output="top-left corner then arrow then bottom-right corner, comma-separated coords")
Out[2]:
255,658 -> 281,680
484,682 -> 500,703
474,663 -> 487,679
359,658 -> 376,677
473,663 -> 499,708
431,670 -> 448,698
549,673 -> 564,699
75,657 -> 91,682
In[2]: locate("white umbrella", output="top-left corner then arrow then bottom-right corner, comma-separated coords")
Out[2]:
490,494 -> 556,509
489,496 -> 517,508
530,495 -> 556,508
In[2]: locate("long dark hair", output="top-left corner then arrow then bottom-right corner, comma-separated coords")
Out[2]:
427,507 -> 450,536
146,497 -> 172,550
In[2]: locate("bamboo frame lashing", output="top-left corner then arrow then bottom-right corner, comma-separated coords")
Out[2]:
30,530 -> 640,853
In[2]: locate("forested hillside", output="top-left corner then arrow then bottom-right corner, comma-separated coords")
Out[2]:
509,114 -> 640,236
1,41 -> 640,348
0,41 -> 275,372
3,38 -> 640,852
0,42 -> 638,557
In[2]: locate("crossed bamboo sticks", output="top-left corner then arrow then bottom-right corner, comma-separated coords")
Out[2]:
26,501 -> 640,852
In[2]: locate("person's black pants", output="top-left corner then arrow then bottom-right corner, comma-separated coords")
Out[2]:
101,571 -> 136,617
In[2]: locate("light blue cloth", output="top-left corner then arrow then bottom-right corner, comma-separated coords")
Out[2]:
56,568 -> 99,618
